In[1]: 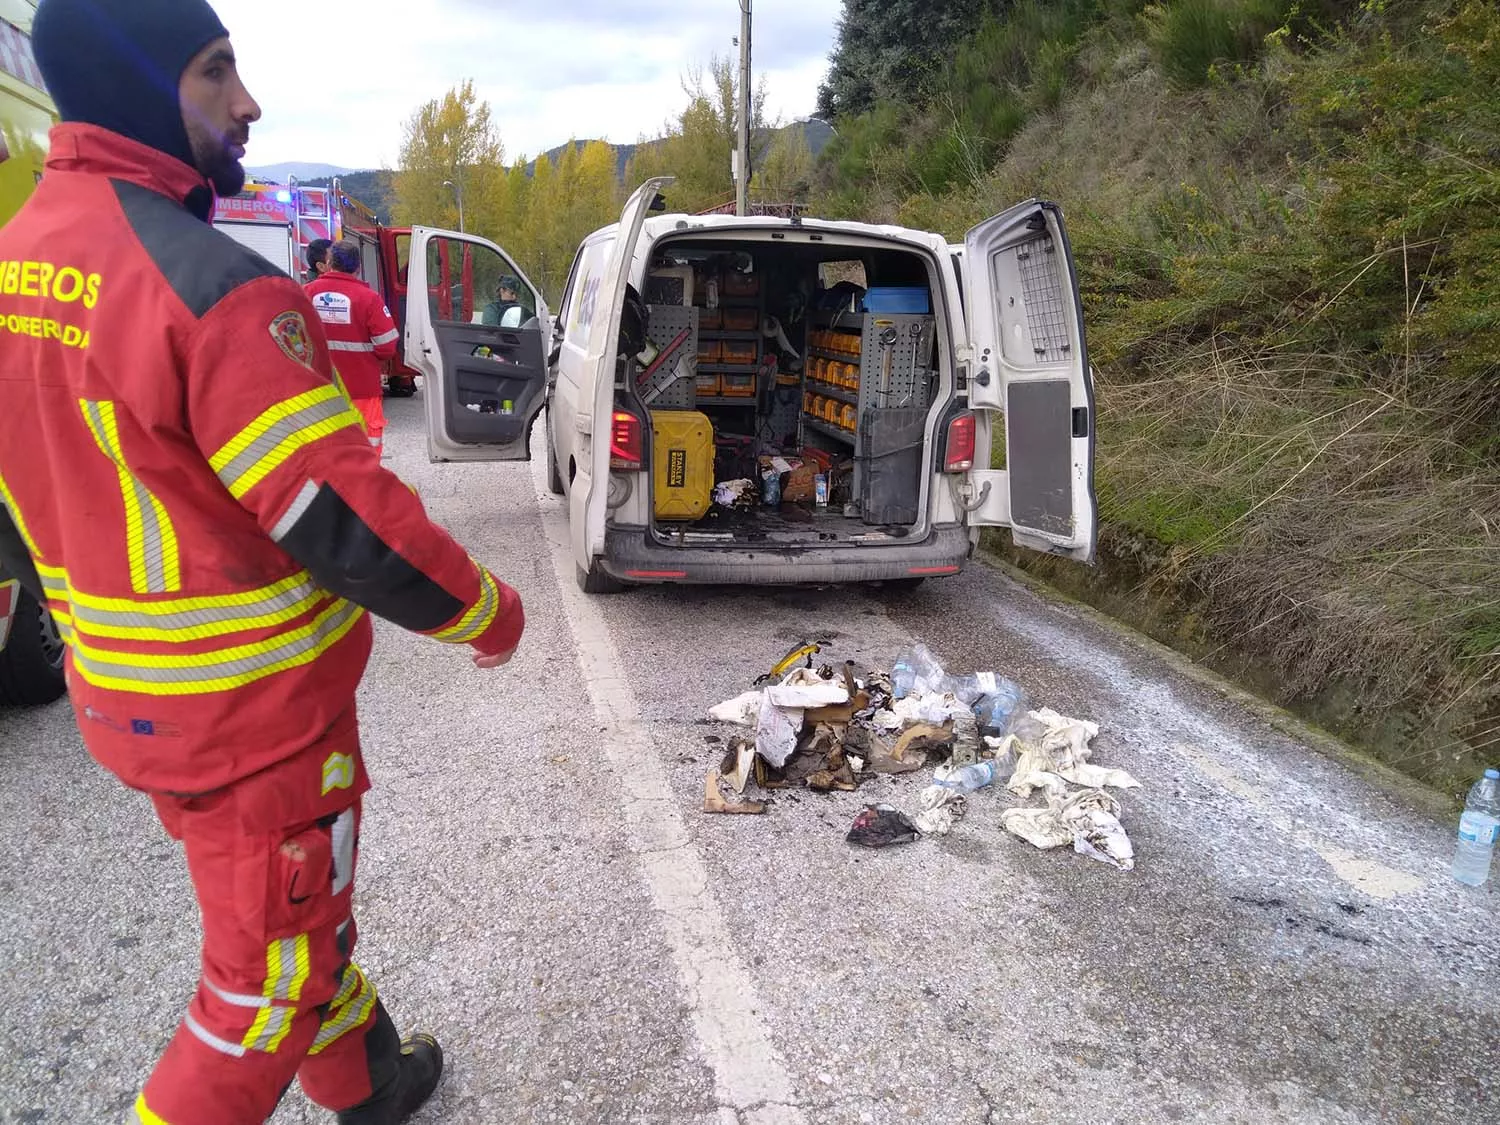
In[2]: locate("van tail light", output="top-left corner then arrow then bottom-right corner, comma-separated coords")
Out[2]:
944,412 -> 976,473
609,411 -> 644,470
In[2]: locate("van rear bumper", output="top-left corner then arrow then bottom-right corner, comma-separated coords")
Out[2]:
600,524 -> 974,585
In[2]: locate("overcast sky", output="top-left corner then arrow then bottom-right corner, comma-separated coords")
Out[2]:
210,0 -> 842,170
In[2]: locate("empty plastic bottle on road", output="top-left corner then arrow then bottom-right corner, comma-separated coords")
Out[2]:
972,676 -> 1028,737
1452,768 -> 1500,887
934,760 -> 1002,793
891,643 -> 944,700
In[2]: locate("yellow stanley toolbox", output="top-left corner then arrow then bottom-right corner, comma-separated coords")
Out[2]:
651,410 -> 715,521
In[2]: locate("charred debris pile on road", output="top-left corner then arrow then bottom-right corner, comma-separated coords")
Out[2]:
705,642 -> 1142,870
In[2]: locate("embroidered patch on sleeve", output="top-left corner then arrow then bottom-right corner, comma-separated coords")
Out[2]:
270,310 -> 315,368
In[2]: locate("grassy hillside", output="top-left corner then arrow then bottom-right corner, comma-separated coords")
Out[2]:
812,0 -> 1498,793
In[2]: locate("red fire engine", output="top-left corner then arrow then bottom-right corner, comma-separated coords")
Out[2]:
211,179 -> 421,397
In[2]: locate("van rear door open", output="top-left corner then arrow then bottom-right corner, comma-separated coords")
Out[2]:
962,200 -> 1097,563
404,228 -> 549,462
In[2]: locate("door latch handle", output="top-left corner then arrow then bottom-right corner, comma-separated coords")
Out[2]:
974,368 -> 992,388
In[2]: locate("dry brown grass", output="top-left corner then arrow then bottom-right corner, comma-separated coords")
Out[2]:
1096,342 -> 1500,785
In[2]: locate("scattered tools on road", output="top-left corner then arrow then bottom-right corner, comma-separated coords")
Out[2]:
703,640 -> 1143,869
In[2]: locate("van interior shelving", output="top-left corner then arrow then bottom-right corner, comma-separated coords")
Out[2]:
629,239 -> 949,548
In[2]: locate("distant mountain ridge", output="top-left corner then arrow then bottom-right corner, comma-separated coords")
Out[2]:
245,161 -> 356,182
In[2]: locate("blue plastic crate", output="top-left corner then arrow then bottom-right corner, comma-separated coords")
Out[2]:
862,287 -> 930,314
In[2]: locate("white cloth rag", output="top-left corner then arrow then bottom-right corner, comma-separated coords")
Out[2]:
912,784 -> 967,836
1008,708 -> 1138,795
1000,787 -> 1135,871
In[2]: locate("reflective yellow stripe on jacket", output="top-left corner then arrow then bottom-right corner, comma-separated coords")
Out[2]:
79,399 -> 181,595
62,570 -> 325,642
0,468 -> 40,557
35,561 -> 366,696
210,384 -> 363,500
68,598 -> 365,696
429,560 -> 499,644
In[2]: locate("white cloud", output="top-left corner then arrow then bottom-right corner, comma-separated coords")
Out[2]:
211,0 -> 841,170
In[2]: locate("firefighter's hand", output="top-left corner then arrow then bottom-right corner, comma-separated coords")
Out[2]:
473,648 -> 516,669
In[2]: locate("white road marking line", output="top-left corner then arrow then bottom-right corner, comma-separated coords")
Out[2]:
1175,743 -> 1423,900
529,459 -> 806,1125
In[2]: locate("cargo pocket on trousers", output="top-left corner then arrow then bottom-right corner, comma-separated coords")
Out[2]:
259,807 -> 355,940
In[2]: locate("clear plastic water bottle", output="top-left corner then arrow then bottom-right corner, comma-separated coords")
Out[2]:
1452,768 -> 1500,887
934,760 -> 1000,793
972,677 -> 1027,737
891,654 -> 917,700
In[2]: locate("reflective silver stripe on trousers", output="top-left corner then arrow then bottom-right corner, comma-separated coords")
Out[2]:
215,395 -> 354,494
83,400 -> 171,594
245,1005 -> 294,1053
327,340 -> 376,352
269,936 -> 306,1001
310,971 -> 375,1052
331,807 -> 356,895
184,1009 -> 246,1057
66,576 -> 322,634
203,978 -> 271,1009
71,600 -> 362,686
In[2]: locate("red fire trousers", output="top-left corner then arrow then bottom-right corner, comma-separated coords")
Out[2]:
132,712 -> 400,1124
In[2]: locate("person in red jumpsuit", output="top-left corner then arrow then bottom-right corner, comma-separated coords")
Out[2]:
306,239 -> 400,454
0,1 -> 524,1122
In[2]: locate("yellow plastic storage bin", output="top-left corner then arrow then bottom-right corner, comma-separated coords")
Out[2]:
651,411 -> 715,521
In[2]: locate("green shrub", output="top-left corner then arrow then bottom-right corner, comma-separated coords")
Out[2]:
1144,0 -> 1293,87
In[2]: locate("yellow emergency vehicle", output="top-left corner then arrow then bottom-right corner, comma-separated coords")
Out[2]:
0,0 -> 65,705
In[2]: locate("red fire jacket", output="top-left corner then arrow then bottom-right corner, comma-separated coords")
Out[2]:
305,271 -> 398,400
0,124 -> 523,794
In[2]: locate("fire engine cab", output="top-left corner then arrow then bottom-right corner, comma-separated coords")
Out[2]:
212,179 -> 421,397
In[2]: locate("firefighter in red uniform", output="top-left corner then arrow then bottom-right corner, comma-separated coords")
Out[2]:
306,240 -> 398,454
0,2 -> 524,1122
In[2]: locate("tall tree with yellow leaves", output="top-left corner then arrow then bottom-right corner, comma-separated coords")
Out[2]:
393,80 -> 505,234
624,56 -> 770,213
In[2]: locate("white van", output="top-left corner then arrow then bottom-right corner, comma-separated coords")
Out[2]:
404,177 -> 1097,593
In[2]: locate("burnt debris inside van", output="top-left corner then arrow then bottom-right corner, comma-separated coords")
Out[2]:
627,241 -> 943,546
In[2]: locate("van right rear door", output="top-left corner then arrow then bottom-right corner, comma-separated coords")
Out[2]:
962,200 -> 1097,563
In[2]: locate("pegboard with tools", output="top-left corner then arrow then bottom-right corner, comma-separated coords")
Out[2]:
860,313 -> 937,412
635,304 -> 700,409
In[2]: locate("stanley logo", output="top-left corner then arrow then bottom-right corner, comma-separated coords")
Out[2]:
668,448 -> 686,489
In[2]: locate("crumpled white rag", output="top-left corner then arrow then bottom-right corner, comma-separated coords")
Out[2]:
1008,708 -> 1139,796
1000,787 -> 1135,871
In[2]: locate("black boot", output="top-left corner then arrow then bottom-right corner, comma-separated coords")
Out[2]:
391,1033 -> 444,1120
336,1002 -> 445,1124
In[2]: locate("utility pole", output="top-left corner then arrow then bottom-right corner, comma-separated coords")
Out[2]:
736,0 -> 752,217
438,178 -> 462,234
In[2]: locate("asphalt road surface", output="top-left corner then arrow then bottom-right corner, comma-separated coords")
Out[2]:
1,396 -> 1495,1125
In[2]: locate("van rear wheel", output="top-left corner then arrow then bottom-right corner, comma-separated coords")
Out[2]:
577,561 -> 625,595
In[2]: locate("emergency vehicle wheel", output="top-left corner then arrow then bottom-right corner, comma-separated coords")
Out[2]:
0,587 -> 67,706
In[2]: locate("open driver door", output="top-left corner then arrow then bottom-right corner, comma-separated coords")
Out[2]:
406,228 -> 550,462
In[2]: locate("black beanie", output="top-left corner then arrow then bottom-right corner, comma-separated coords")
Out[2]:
33,0 -> 230,170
